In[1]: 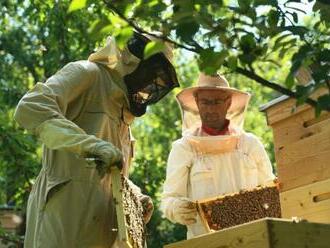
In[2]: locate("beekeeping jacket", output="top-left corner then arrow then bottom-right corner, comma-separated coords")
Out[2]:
14,37 -> 142,248
161,74 -> 275,239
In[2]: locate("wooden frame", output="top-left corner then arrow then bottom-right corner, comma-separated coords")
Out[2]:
196,201 -> 212,233
111,167 -> 133,248
164,218 -> 330,248
196,185 -> 280,231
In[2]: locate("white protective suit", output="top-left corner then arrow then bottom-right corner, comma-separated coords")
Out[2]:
161,74 -> 275,239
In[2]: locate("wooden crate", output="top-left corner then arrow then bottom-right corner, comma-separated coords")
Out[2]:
280,178 -> 330,223
164,218 -> 330,248
260,88 -> 330,192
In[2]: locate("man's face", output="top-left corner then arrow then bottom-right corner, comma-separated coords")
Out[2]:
195,89 -> 232,129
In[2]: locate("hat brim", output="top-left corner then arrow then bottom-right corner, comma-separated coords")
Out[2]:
176,86 -> 250,113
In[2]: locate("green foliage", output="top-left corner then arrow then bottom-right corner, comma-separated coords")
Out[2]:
68,0 -> 86,13
0,225 -> 24,248
94,0 -> 330,112
144,41 -> 166,59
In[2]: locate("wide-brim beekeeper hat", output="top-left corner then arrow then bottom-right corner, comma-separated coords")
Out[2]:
176,73 -> 251,133
88,32 -> 175,77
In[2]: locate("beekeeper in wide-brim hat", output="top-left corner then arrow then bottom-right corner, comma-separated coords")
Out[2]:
161,72 -> 275,239
177,73 -> 251,133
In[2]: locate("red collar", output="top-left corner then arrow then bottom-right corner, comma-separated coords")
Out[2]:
202,120 -> 230,136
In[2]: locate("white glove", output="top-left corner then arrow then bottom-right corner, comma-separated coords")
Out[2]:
139,195 -> 154,224
88,141 -> 123,177
93,141 -> 123,167
172,198 -> 197,226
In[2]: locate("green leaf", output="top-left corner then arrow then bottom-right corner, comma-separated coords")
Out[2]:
246,8 -> 257,21
311,64 -> 330,84
176,19 -> 200,41
227,56 -> 238,70
273,33 -> 292,49
88,19 -> 111,40
268,9 -> 280,26
238,53 -> 257,65
292,12 -> 298,23
144,41 -> 166,59
283,26 -> 309,38
253,0 -> 278,7
317,94 -> 330,111
275,38 -> 297,51
285,73 -> 295,89
318,49 -> 330,62
317,0 -> 330,4
198,49 -> 229,74
68,0 -> 86,13
240,34 -> 256,52
238,0 -> 251,12
112,27 -> 133,49
295,84 -> 314,104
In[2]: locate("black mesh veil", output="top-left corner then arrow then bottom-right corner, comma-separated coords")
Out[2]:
124,32 -> 179,116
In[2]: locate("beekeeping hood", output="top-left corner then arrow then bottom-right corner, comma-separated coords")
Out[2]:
177,73 -> 251,136
88,35 -> 140,77
89,32 -> 179,116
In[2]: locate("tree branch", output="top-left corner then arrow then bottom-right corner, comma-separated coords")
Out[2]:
103,1 -> 321,110
103,0 -> 199,53
234,66 -> 318,109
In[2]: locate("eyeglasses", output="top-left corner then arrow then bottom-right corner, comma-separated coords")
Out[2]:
196,97 -> 230,106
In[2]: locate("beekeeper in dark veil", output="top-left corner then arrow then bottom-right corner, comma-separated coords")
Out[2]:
14,31 -> 179,248
161,73 -> 275,239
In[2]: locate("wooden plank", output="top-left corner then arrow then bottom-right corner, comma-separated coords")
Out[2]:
264,88 -> 329,126
164,218 -> 330,248
264,98 -> 309,126
111,167 -> 132,248
276,127 -> 330,168
271,108 -> 326,149
269,109 -> 330,190
295,67 -> 313,85
304,111 -> 330,127
280,179 -> 330,223
277,150 -> 330,191
272,110 -> 330,150
164,218 -> 270,248
269,219 -> 330,248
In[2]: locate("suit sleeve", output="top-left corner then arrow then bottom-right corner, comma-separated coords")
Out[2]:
160,139 -> 193,223
14,61 -> 108,156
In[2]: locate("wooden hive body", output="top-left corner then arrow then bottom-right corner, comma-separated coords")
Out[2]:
261,87 -> 330,223
164,218 -> 330,248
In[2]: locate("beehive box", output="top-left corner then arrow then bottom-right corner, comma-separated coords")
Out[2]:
164,218 -> 330,248
0,210 -> 21,232
0,209 -> 23,248
197,185 -> 281,231
111,168 -> 146,248
280,178 -> 330,223
261,90 -> 330,192
260,86 -> 330,223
